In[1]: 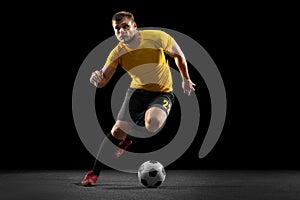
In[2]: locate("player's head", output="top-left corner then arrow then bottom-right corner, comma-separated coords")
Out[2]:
112,11 -> 137,44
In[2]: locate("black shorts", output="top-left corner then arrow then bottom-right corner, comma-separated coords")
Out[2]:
117,88 -> 174,126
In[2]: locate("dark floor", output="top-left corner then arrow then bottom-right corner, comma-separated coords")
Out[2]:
0,170 -> 299,200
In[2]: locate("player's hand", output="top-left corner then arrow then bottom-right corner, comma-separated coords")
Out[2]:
182,78 -> 196,96
90,70 -> 106,88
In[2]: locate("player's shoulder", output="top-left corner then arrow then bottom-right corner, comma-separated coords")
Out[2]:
140,29 -> 173,41
140,29 -> 170,36
110,42 -> 127,55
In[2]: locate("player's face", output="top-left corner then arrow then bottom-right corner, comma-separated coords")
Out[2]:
112,18 -> 137,43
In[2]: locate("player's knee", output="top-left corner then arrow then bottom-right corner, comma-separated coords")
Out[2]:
145,117 -> 161,133
111,124 -> 127,140
145,107 -> 167,133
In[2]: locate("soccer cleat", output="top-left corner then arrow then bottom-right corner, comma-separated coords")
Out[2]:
81,170 -> 99,186
114,138 -> 133,158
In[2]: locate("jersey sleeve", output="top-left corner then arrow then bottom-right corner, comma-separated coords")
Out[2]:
160,31 -> 175,53
104,47 -> 119,68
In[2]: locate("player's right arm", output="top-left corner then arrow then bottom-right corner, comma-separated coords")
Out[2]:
90,65 -> 116,88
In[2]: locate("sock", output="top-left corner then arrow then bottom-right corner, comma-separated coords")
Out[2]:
92,133 -> 123,176
92,159 -> 103,176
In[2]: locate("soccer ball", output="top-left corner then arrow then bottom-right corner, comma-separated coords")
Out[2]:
137,160 -> 166,188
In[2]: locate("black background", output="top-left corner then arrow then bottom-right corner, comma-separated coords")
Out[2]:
2,2 -> 298,170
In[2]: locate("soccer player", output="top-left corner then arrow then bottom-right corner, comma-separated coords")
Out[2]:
81,11 -> 196,186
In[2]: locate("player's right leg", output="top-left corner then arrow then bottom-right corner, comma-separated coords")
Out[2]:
82,89 -> 135,186
112,120 -> 134,158
81,170 -> 99,186
81,120 -> 134,186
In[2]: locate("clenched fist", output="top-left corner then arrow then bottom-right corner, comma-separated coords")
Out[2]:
90,70 -> 106,88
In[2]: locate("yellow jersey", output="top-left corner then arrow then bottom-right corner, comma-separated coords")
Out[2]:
104,30 -> 174,92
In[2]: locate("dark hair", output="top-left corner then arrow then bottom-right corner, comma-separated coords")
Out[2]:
112,11 -> 135,22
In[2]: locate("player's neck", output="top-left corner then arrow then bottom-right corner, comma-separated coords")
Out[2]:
125,30 -> 141,49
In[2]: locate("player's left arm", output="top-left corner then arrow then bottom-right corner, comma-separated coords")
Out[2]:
168,40 -> 196,96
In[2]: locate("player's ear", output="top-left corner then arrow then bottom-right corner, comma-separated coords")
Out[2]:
132,22 -> 137,29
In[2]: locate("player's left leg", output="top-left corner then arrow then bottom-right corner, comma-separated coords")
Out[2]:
144,92 -> 174,133
145,107 -> 167,133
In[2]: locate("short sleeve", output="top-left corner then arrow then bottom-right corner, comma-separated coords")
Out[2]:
160,31 -> 175,53
104,47 -> 119,68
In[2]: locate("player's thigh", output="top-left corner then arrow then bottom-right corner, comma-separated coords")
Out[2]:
145,92 -> 173,123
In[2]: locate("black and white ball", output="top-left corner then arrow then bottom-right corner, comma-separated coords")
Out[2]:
138,160 -> 166,188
